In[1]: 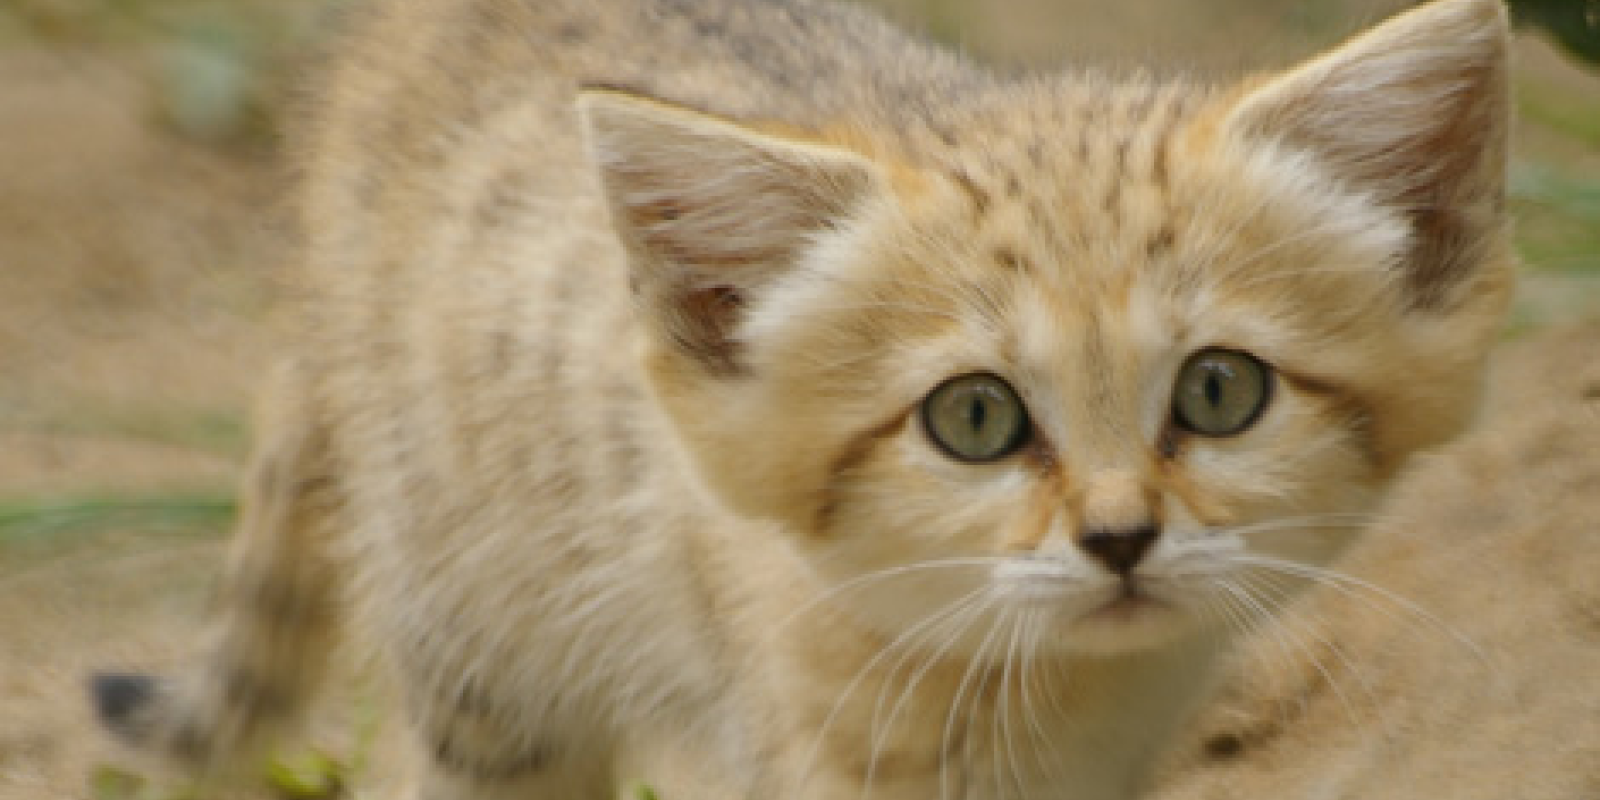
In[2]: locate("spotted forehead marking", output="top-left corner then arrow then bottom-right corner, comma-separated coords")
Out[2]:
920,81 -> 1206,297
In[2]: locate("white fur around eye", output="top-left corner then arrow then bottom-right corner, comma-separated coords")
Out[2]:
900,426 -> 1033,495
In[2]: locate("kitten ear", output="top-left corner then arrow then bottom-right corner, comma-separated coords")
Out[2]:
1223,0 -> 1512,308
577,88 -> 884,373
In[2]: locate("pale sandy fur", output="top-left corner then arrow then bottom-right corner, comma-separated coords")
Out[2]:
90,0 -> 1518,797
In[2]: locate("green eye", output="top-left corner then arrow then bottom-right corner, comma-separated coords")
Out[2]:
1172,349 -> 1273,437
921,373 -> 1031,462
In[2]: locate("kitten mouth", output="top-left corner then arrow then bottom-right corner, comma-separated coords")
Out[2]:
1083,581 -> 1169,622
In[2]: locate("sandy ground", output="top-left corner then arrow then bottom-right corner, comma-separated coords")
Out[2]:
0,46 -> 268,800
1,11 -> 1598,800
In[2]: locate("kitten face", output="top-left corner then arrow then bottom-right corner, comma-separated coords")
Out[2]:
723,130 -> 1404,655
583,0 -> 1513,657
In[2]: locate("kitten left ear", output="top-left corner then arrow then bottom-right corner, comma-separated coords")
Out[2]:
578,88 -> 884,373
1223,0 -> 1512,308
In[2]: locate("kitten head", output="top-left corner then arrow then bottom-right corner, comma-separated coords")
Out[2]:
580,0 -> 1513,655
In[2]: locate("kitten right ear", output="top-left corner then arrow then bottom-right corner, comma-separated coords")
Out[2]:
577,88 -> 884,374
1223,0 -> 1512,309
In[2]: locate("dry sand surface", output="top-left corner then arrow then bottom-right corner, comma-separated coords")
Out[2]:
1,17 -> 1597,800
0,46 -> 270,800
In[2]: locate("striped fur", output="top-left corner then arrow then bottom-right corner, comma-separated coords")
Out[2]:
93,0 -> 1514,797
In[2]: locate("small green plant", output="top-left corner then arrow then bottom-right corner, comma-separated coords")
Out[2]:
265,750 -> 347,800
1512,163 -> 1600,274
89,764 -> 196,800
0,494 -> 235,545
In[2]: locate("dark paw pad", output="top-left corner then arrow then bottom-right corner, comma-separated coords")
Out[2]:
90,672 -> 157,733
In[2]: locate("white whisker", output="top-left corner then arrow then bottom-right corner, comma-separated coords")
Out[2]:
1017,610 -> 1060,786
941,598 -> 1003,800
1216,577 -> 1310,726
1236,553 -> 1493,672
860,587 -> 990,800
799,586 -> 989,795
1247,567 -> 1385,720
764,557 -> 1001,642
1232,572 -> 1364,727
996,607 -> 1028,797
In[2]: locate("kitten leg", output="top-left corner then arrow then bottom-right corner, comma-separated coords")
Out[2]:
88,363 -> 342,771
398,681 -> 616,800
406,733 -> 614,800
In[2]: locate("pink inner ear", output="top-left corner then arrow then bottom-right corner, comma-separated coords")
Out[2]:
688,285 -> 743,310
625,191 -> 813,273
660,284 -> 748,375
581,90 -> 881,373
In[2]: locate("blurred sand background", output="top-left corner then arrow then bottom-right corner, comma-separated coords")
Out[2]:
0,1 -> 1596,798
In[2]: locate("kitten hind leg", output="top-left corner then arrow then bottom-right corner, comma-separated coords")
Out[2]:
88,362 -> 343,771
405,729 -> 614,800
398,682 -> 616,800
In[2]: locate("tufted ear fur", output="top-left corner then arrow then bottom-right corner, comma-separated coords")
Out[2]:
1224,0 -> 1512,309
578,88 -> 883,374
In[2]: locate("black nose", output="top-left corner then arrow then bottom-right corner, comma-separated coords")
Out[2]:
1078,523 -> 1158,575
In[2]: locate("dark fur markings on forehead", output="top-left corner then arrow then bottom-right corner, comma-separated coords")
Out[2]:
1104,132 -> 1129,225
993,245 -> 1029,274
1106,87 -> 1185,233
1022,190 -> 1079,269
1149,94 -> 1192,194
1146,222 -> 1177,261
949,166 -> 991,219
1074,123 -> 1093,165
1152,131 -> 1171,193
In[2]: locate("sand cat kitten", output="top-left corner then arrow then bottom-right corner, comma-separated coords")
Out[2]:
90,0 -> 1513,797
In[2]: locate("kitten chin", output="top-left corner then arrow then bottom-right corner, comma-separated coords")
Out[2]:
1050,604 -> 1206,656
988,567 -> 1221,656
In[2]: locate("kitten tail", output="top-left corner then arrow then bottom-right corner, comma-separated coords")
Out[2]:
89,363 -> 344,771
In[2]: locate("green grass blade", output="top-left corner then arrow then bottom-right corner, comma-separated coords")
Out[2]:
0,495 -> 236,545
